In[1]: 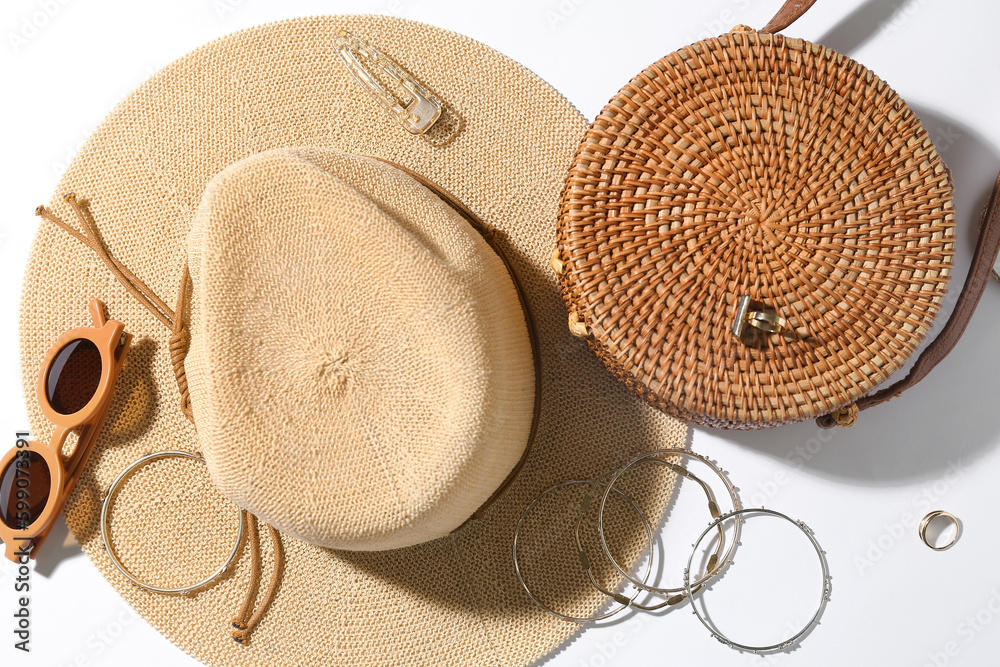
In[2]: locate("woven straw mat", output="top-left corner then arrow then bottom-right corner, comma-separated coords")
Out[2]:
18,15 -> 688,667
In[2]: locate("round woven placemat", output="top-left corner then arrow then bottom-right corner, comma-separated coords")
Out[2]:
557,28 -> 955,429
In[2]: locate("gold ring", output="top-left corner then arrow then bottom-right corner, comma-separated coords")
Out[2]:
746,310 -> 788,334
919,510 -> 961,551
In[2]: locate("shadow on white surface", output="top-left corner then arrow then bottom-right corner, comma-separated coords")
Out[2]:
718,102 -> 1000,484
32,516 -> 83,577
818,0 -> 905,54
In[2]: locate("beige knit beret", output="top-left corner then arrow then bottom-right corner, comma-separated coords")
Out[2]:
185,147 -> 536,550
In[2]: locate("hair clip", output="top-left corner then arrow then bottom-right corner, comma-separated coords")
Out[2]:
334,29 -> 442,135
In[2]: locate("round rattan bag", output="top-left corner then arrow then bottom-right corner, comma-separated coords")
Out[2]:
555,25 -> 956,429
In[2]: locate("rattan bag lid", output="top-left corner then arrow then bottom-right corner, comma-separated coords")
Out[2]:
556,27 -> 955,429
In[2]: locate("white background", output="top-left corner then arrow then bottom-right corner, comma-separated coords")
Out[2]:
2,1 -> 999,666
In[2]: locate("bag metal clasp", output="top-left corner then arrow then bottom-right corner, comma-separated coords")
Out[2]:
732,295 -> 788,338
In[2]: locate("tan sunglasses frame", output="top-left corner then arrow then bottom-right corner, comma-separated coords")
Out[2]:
1,298 -> 130,562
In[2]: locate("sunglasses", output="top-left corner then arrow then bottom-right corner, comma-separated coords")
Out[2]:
0,299 -> 130,561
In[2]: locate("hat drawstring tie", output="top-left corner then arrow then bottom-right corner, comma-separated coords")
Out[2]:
36,194 -> 283,645
232,514 -> 285,644
167,265 -> 195,423
36,193 -> 196,422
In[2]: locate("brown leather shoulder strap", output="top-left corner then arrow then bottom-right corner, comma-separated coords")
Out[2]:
760,0 -> 820,34
818,168 -> 1000,428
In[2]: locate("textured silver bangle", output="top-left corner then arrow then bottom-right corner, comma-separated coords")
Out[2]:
582,465 -> 723,610
597,449 -> 743,596
100,450 -> 245,595
513,478 -> 654,623
683,507 -> 832,653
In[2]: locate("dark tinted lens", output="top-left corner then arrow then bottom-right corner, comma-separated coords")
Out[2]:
0,451 -> 51,530
46,338 -> 102,415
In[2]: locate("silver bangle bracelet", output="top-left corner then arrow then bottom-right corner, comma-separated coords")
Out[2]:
582,464 -> 724,610
683,507 -> 832,653
597,449 -> 743,596
100,450 -> 245,595
513,478 -> 654,623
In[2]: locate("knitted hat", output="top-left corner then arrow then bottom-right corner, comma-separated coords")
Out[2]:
18,16 -> 687,667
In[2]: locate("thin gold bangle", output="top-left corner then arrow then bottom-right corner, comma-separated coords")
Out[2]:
100,450 -> 244,595
580,467 -> 724,609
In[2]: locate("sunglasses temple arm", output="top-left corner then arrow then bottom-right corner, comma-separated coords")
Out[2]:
89,299 -> 108,328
